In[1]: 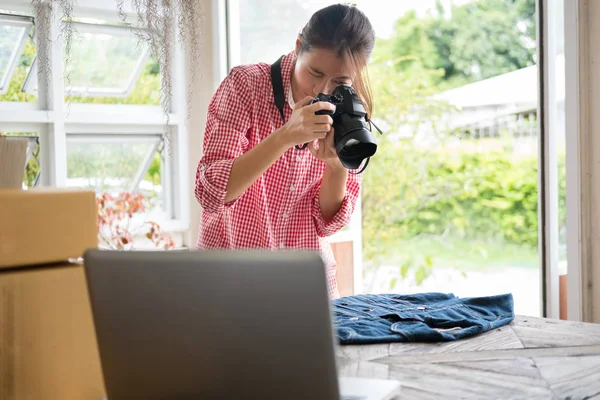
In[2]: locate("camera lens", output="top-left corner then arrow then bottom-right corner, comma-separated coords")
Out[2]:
336,129 -> 377,170
344,139 -> 360,148
325,85 -> 381,171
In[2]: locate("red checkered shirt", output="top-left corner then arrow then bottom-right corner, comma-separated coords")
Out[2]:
195,51 -> 361,298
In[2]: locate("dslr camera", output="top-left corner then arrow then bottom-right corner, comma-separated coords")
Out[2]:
306,85 -> 379,171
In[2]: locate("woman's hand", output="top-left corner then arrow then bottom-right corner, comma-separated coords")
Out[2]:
278,96 -> 335,148
309,128 -> 344,169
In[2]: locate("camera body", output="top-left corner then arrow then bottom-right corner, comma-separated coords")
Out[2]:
310,85 -> 377,170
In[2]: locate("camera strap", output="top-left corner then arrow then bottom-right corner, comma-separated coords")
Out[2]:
271,55 -> 287,125
271,55 -> 308,150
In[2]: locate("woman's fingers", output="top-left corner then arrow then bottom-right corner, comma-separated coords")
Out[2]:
313,124 -> 331,134
313,114 -> 333,125
306,101 -> 335,114
294,95 -> 316,110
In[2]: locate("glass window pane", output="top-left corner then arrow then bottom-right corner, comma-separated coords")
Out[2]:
0,16 -> 27,91
235,0 -> 337,66
552,0 -> 567,314
0,14 -> 36,102
66,56 -> 160,105
556,0 -> 566,271
24,21 -> 160,105
230,1 -> 542,316
1,132 -> 40,188
362,0 -> 540,316
66,135 -> 164,210
64,22 -> 149,96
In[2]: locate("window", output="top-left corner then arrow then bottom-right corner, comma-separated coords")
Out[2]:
0,13 -> 36,102
66,134 -> 165,211
543,0 -> 567,318
22,21 -> 160,105
225,0 -> 551,312
228,0 -> 336,67
0,2 -> 188,235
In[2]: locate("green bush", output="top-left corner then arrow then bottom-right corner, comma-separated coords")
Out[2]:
361,137 -> 566,264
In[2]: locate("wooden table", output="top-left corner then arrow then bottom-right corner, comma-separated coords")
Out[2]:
336,315 -> 600,399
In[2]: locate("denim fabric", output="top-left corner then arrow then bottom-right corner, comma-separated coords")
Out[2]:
332,292 -> 514,344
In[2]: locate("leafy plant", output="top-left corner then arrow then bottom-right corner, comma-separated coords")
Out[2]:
97,192 -> 175,250
362,137 -> 565,284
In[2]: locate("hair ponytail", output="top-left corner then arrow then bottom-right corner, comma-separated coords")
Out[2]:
298,3 -> 376,117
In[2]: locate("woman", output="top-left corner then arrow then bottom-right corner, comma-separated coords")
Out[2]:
195,3 -> 376,298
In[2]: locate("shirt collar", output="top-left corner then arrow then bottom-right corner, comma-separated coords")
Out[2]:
287,81 -> 296,109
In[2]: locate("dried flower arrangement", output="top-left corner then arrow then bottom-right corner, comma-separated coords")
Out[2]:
97,192 -> 175,250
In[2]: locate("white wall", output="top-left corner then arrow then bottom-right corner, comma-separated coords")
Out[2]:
182,0 -> 217,247
584,0 -> 600,323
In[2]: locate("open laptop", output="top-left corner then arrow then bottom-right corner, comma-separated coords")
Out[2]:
83,249 -> 400,400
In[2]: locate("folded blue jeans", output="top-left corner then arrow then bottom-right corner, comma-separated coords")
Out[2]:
331,292 -> 514,344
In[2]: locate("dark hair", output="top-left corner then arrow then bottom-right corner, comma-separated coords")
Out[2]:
298,4 -> 376,116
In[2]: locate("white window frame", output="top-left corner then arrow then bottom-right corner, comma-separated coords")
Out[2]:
563,0 -> 581,320
0,13 -> 32,94
539,0 -> 561,319
65,132 -> 163,193
0,0 -> 190,233
539,0 -> 583,320
22,21 -> 151,98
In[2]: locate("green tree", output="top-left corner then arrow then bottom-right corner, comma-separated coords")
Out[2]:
376,0 -> 536,90
446,0 -> 536,84
375,10 -> 441,75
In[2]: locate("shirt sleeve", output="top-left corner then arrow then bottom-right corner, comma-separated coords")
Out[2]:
311,171 -> 362,237
195,68 -> 252,213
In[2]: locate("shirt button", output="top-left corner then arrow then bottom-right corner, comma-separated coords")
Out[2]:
296,155 -> 302,162
290,185 -> 295,192
283,212 -> 289,218
279,243 -> 285,249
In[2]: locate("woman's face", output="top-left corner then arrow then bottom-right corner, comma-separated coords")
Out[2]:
291,40 -> 354,102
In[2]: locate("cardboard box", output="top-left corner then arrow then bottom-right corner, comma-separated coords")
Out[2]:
0,263 -> 106,399
0,136 -> 28,189
0,188 -> 105,398
0,188 -> 98,269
